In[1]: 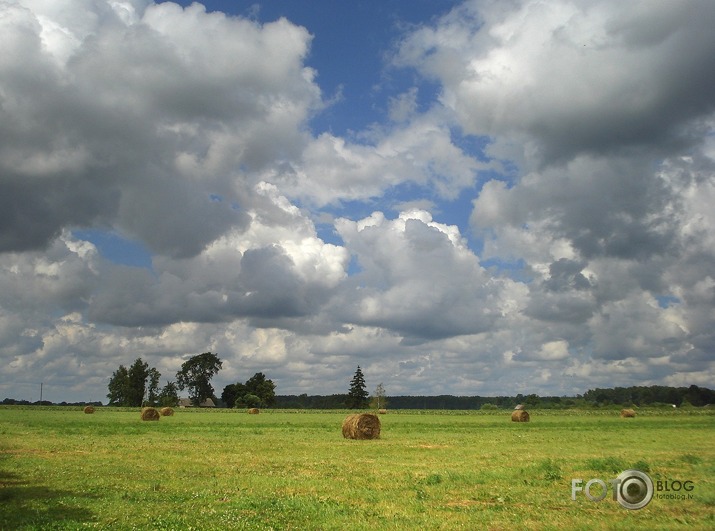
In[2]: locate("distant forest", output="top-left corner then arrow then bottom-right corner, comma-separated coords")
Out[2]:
275,384 -> 714,410
2,384 -> 713,409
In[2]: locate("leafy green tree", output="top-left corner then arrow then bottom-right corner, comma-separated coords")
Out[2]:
221,382 -> 247,409
223,373 -> 276,408
241,393 -> 261,408
158,381 -> 179,407
107,365 -> 130,406
147,367 -> 161,406
369,382 -> 387,409
347,366 -> 369,409
524,393 -> 540,407
176,352 -> 223,406
107,359 -> 161,406
683,385 -> 698,406
127,358 -> 149,406
245,372 -> 276,407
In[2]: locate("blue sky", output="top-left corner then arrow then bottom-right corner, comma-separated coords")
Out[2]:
206,1 -> 456,132
1,0 -> 714,403
83,0 -> 480,271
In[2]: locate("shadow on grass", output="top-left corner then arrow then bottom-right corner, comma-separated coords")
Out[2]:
0,469 -> 97,529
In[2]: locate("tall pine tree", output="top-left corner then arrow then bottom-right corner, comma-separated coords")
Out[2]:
347,366 -> 369,408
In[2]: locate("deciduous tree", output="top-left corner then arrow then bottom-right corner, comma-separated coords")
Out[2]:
147,367 -> 161,406
176,352 -> 222,406
158,381 -> 179,407
127,358 -> 149,406
370,382 -> 387,409
242,393 -> 261,408
107,358 -> 161,406
223,372 -> 276,408
221,382 -> 247,408
107,365 -> 130,406
245,372 -> 276,407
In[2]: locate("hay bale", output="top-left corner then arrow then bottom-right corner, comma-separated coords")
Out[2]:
342,413 -> 381,440
248,408 -> 260,414
621,408 -> 636,418
83,406 -> 95,414
160,407 -> 174,417
378,408 -> 388,414
141,407 -> 160,421
511,410 -> 530,422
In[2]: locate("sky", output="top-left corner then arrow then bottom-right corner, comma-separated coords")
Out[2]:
1,0 -> 714,403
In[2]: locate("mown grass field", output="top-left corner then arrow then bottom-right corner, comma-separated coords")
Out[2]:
1,407 -> 713,530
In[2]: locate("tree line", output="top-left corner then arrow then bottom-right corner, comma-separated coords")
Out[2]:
582,384 -> 714,407
107,352 -> 224,407
274,385 -> 715,410
106,358 -> 367,409
105,352 -> 277,408
5,357 -> 711,409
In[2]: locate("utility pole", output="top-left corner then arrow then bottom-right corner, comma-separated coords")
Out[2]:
40,382 -> 43,402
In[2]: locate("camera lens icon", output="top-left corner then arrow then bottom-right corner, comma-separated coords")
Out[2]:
616,469 -> 653,510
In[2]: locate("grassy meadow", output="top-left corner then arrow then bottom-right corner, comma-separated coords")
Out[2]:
1,406 -> 713,530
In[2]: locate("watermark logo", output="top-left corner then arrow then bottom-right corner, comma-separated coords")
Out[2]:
653,479 -> 695,501
572,469 -> 653,510
572,470 -> 696,510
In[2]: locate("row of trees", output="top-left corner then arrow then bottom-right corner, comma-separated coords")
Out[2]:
107,352 -> 221,407
582,385 -> 715,407
274,366 -> 385,409
106,359 -> 371,409
106,352 -> 276,408
274,385 -> 715,410
107,358 -> 172,407
107,356 -> 711,410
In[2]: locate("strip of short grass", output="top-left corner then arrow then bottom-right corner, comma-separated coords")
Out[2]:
1,407 -> 713,529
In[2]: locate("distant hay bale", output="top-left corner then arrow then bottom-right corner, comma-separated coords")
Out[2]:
342,413 -> 381,440
511,410 -> 530,422
514,404 -> 524,410
141,407 -> 160,421
621,408 -> 636,418
83,406 -> 95,414
248,408 -> 260,414
378,408 -> 388,414
160,407 -> 174,417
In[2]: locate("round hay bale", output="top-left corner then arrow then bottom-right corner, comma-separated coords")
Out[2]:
83,406 -> 95,414
378,408 -> 388,415
511,410 -> 530,422
342,413 -> 381,440
621,408 -> 636,418
248,408 -> 260,414
160,407 -> 174,417
141,407 -> 160,421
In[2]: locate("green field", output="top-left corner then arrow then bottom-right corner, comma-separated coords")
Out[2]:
1,407 -> 713,530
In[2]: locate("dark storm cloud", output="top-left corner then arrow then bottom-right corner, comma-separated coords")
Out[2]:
544,259 -> 591,292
